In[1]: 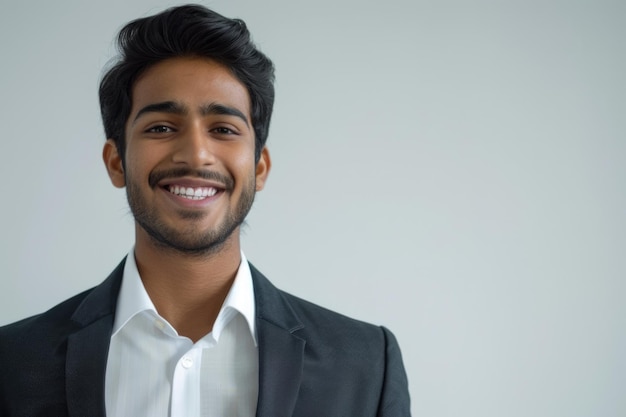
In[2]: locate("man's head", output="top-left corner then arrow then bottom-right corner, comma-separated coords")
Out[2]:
99,4 -> 275,165
100,5 -> 273,256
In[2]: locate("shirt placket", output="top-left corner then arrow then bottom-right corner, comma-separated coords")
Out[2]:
171,346 -> 203,417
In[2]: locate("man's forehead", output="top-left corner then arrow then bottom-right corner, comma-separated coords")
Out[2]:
128,57 -> 251,118
130,100 -> 250,127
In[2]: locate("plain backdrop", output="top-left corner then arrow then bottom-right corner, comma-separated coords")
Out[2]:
1,1 -> 624,416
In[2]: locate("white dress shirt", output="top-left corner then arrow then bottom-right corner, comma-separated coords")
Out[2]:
105,250 -> 258,417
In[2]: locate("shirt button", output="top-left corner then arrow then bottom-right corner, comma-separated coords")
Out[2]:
181,356 -> 193,369
155,320 -> 165,330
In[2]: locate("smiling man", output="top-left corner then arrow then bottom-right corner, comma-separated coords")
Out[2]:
0,5 -> 410,417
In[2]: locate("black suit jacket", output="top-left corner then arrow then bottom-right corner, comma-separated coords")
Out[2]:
0,260 -> 410,416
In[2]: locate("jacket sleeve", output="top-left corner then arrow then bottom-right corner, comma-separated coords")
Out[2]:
377,326 -> 411,416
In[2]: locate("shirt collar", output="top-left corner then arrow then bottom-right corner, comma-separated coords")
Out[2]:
213,253 -> 256,344
112,248 -> 257,345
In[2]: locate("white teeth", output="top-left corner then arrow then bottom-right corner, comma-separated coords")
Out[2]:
168,185 -> 218,200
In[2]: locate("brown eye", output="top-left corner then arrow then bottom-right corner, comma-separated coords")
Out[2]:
146,125 -> 174,133
212,127 -> 235,135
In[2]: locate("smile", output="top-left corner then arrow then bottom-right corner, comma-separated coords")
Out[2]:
167,185 -> 218,200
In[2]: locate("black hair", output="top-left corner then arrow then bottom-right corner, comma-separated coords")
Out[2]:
99,4 -> 275,163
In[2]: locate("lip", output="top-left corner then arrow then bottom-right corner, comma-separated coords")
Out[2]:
157,177 -> 226,208
157,176 -> 227,190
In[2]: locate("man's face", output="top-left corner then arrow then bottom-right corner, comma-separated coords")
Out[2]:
104,57 -> 270,255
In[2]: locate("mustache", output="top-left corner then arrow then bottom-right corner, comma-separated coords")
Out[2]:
148,167 -> 234,190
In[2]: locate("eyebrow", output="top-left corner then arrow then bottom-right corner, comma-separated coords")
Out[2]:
133,101 -> 186,123
132,101 -> 249,127
201,103 -> 249,127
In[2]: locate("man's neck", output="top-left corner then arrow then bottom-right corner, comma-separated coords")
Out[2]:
132,227 -> 243,342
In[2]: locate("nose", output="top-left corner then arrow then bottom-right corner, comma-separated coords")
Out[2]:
171,124 -> 216,167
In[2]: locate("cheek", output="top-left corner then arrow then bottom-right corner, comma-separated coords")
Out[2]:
224,145 -> 256,173
239,157 -> 258,185
124,143 -> 164,179
236,153 -> 256,171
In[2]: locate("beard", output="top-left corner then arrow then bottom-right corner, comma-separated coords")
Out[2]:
125,167 -> 256,257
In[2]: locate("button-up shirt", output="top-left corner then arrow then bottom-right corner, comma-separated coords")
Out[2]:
105,250 -> 258,417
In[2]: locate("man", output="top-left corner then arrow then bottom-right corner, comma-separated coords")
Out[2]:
0,5 -> 410,416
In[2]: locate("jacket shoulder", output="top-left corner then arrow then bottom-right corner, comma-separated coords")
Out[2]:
1,258 -> 125,341
0,288 -> 97,416
250,262 -> 391,349
277,289 -> 400,367
0,288 -> 94,341
251,266 -> 411,415
280,289 -> 383,336
0,261 -> 124,417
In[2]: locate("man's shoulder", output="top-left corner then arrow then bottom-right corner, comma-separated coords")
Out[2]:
0,288 -> 94,342
250,264 -> 411,414
1,259 -> 125,341
0,286 -> 109,415
250,263 -> 390,352
280,289 -> 381,333
278,288 -> 395,353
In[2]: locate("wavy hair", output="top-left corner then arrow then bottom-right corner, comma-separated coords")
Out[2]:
99,4 -> 275,163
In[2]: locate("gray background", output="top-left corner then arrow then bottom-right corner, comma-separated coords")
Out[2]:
1,0 -> 624,416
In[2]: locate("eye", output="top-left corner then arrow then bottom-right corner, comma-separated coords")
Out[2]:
211,126 -> 239,136
211,126 -> 236,135
146,125 -> 175,133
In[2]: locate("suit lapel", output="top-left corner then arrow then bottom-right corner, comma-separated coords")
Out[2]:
66,260 -> 125,417
251,265 -> 306,417
62,260 -> 302,416
66,316 -> 114,417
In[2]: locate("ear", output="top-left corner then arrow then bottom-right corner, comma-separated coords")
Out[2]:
103,139 -> 126,188
255,147 -> 271,191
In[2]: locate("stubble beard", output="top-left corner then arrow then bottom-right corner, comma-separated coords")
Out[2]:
125,172 -> 256,257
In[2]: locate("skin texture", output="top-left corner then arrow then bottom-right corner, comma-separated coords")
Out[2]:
103,57 -> 271,341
